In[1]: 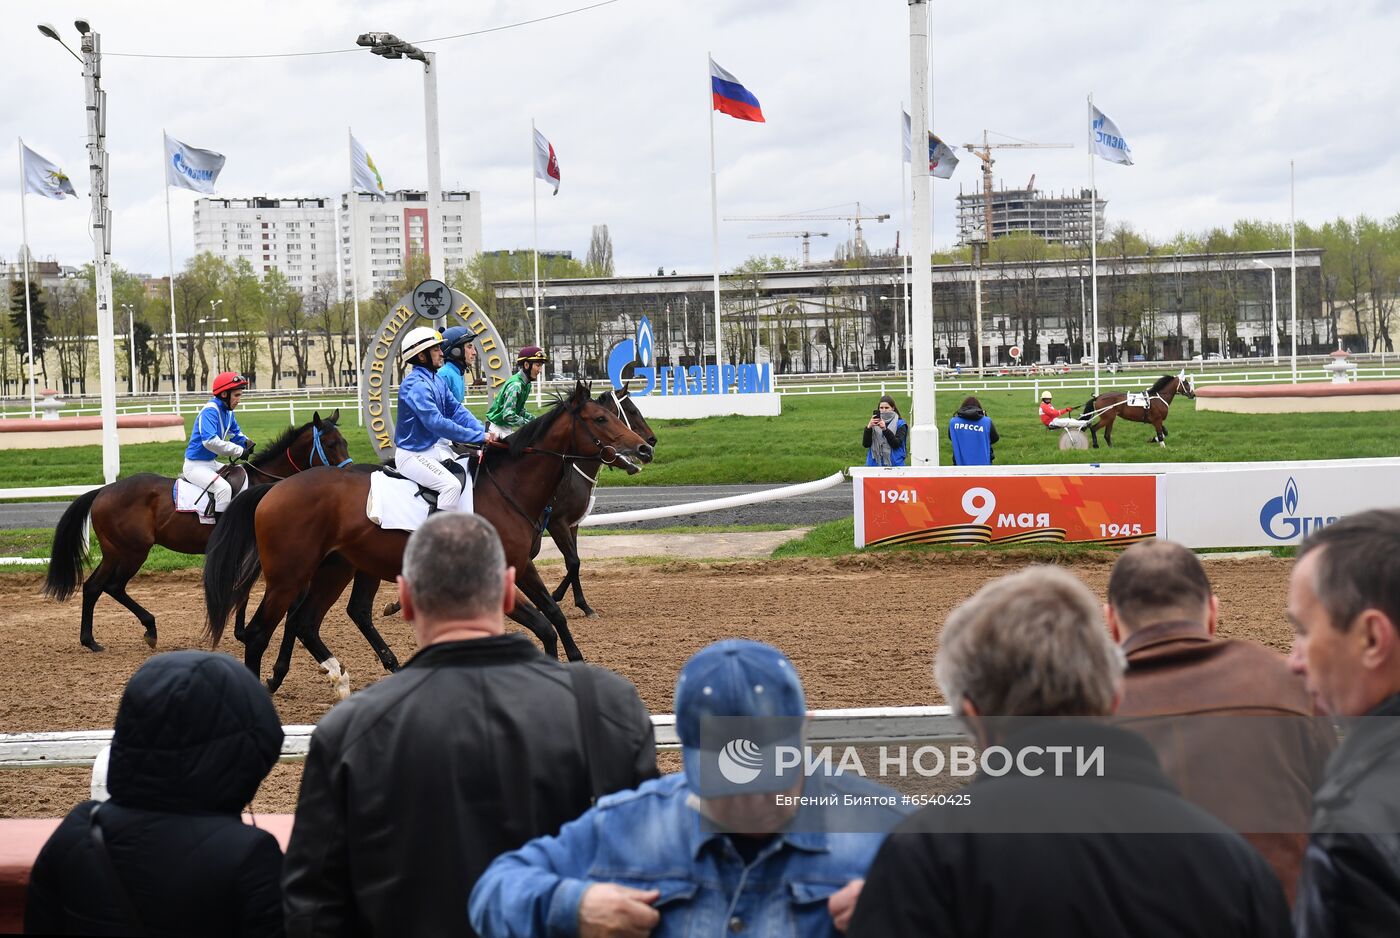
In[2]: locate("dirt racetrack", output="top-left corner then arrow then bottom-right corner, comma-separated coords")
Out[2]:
0,552 -> 1298,817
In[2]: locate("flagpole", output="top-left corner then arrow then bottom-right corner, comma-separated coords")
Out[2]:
531,118 -> 543,407
707,53 -> 725,393
162,131 -> 182,410
900,105 -> 912,394
17,140 -> 37,417
1088,94 -> 1100,395
346,128 -> 364,423
1289,159 -> 1297,384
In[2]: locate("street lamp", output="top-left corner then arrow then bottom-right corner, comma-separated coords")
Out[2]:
1253,259 -> 1279,365
199,301 -> 229,373
120,303 -> 137,394
40,18 -> 119,482
357,32 -> 444,293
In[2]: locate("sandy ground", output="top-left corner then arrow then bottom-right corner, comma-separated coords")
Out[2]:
0,547 -> 1298,817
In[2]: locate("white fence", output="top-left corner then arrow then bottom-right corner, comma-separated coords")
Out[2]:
0,705 -> 961,769
7,356 -> 1400,418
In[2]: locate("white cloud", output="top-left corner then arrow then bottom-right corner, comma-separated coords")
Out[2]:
2,0 -> 1397,278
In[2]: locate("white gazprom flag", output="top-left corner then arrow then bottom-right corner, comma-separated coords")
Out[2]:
21,143 -> 78,200
350,133 -> 386,198
533,128 -> 560,195
164,134 -> 226,193
1090,105 -> 1133,165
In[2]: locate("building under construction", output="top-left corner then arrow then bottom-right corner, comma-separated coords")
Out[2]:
956,184 -> 1106,246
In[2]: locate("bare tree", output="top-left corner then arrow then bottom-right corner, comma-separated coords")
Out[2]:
586,225 -> 615,277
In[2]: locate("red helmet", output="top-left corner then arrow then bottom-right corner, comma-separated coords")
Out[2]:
211,372 -> 249,396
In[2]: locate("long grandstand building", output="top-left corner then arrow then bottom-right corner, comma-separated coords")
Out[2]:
496,249 -> 1327,377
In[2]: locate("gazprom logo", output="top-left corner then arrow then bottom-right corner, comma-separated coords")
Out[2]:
172,151 -> 214,183
1259,477 -> 1337,541
606,315 -> 771,396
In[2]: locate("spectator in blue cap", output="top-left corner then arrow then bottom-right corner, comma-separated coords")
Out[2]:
469,639 -> 906,938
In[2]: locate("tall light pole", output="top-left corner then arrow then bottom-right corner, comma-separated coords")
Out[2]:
1253,259 -> 1278,365
120,303 -> 137,394
357,32 -> 445,299
41,19 -> 118,482
199,303 -> 228,374
907,0 -> 937,464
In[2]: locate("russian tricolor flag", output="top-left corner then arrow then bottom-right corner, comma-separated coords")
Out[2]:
710,57 -> 765,123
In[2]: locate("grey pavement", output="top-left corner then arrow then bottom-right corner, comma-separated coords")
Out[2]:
0,481 -> 855,531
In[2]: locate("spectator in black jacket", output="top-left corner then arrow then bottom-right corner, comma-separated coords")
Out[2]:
1288,508 -> 1400,937
848,566 -> 1291,938
25,651 -> 284,937
281,512 -> 658,938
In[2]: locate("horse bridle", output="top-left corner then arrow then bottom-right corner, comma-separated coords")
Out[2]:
235,424 -> 353,483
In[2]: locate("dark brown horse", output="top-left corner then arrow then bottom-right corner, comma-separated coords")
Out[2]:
202,383 -> 651,690
43,410 -> 351,651
1082,373 -> 1195,448
542,385 -> 657,616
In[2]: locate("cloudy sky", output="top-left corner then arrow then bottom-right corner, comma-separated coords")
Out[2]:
3,0 -> 1397,279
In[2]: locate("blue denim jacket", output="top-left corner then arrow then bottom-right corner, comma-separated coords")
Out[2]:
469,773 -> 905,938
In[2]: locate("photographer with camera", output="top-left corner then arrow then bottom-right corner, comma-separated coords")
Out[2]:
863,395 -> 907,467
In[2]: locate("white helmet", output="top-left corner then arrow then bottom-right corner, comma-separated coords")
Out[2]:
400,326 -> 443,365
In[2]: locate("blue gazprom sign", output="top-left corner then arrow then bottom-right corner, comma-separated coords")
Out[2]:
607,315 -> 771,396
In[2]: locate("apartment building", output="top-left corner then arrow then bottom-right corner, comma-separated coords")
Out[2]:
192,196 -> 338,291
339,189 -> 483,297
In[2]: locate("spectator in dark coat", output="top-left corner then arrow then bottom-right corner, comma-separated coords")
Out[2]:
282,512 -> 658,938
1288,509 -> 1400,937
848,566 -> 1291,938
862,395 -> 908,466
25,651 -> 284,937
948,396 -> 999,465
1108,539 -> 1333,906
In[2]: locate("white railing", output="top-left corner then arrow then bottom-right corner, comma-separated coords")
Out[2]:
5,358 -> 1399,419
0,705 -> 961,768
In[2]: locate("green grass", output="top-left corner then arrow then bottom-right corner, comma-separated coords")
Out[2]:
0,527 -> 204,575
2,391 -> 1397,492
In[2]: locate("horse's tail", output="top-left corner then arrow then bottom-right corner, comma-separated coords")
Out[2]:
43,487 -> 103,601
203,483 -> 274,647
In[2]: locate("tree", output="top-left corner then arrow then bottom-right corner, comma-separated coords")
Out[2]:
586,225 -> 615,277
8,277 -> 49,388
48,278 -> 93,395
310,272 -> 354,384
262,269 -> 309,387
222,258 -> 265,381
173,253 -> 227,391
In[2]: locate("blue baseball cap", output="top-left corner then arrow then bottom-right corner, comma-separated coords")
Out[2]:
675,640 -> 807,796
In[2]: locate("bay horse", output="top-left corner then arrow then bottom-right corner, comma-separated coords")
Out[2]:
1081,373 -> 1195,448
43,410 -> 351,652
378,385 -> 659,618
202,382 -> 651,689
543,385 -> 657,616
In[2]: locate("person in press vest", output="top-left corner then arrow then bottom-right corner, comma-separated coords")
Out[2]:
863,395 -> 907,467
948,396 -> 999,466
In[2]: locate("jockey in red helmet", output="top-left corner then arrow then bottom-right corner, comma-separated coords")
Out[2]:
182,372 -> 255,518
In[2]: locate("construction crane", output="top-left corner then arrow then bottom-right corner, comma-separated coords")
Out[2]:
961,131 -> 1073,246
725,203 -> 891,258
746,230 -> 830,266
958,132 -> 1071,374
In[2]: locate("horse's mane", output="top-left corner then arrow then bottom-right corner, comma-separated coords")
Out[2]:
253,416 -> 335,468
507,394 -> 571,457
1148,374 -> 1176,393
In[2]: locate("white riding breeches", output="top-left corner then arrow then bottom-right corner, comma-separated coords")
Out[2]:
182,459 -> 233,513
394,444 -> 473,513
1048,417 -> 1083,430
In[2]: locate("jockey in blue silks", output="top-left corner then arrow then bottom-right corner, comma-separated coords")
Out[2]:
183,371 -> 255,519
393,326 -> 490,513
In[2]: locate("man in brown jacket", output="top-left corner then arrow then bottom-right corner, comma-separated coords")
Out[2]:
1106,539 -> 1333,905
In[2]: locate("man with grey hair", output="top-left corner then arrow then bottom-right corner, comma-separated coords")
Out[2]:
1288,508 -> 1400,936
282,513 -> 658,938
849,565 -> 1290,938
